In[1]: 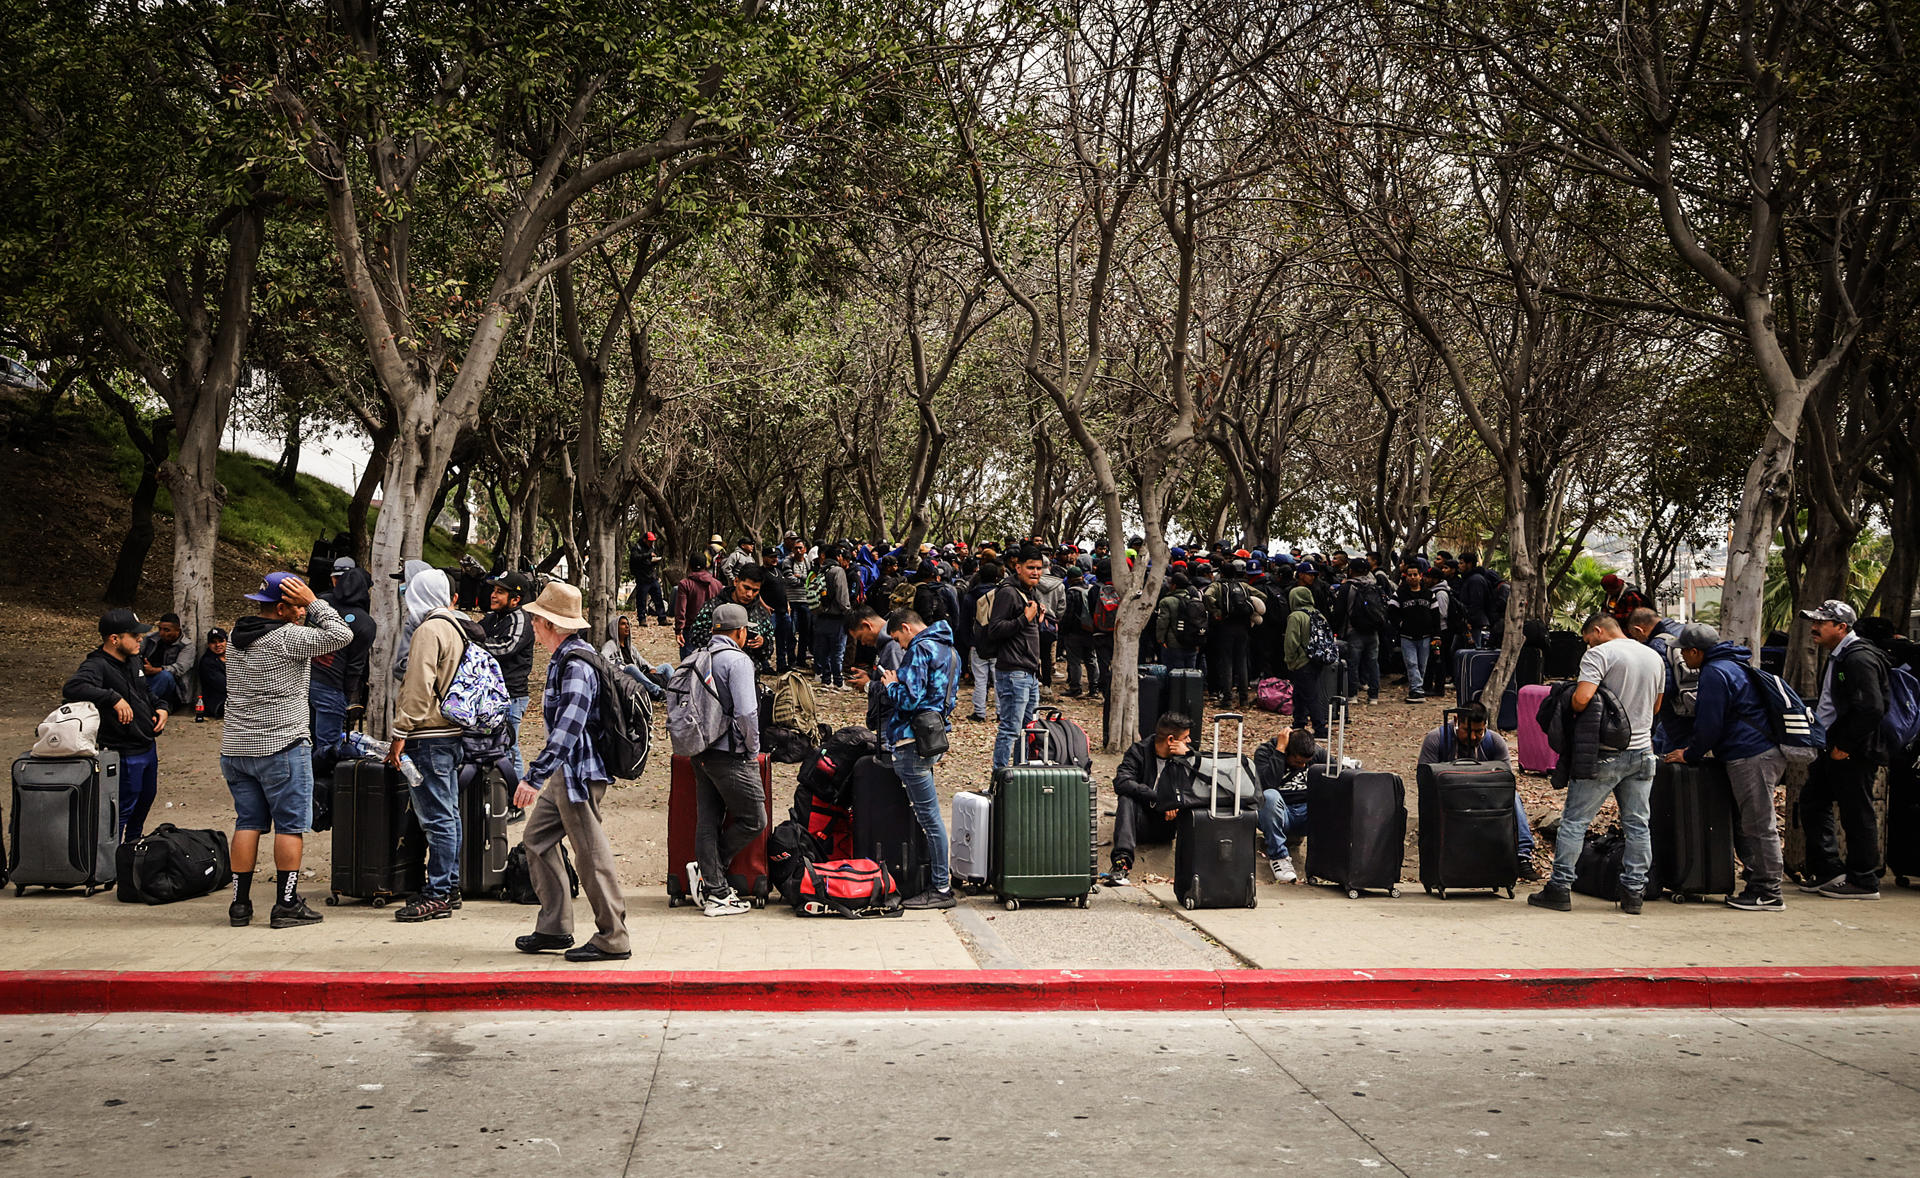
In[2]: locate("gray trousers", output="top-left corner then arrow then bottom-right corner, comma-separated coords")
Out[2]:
1725,747 -> 1787,897
693,752 -> 767,890
525,772 -> 629,954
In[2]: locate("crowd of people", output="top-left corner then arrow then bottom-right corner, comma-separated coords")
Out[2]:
46,524 -> 1916,959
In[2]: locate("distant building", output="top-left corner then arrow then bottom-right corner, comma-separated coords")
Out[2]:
1684,575 -> 1723,622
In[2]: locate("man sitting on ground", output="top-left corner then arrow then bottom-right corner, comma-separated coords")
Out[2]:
1108,711 -> 1196,888
1256,728 -> 1317,883
1415,703 -> 1544,881
139,612 -> 193,713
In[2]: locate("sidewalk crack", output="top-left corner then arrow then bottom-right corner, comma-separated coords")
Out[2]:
0,1014 -> 106,1083
620,1010 -> 674,1178
1226,1013 -> 1412,1178
1717,1011 -> 1920,1096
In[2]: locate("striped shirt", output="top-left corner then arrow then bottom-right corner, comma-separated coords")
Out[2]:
220,600 -> 353,758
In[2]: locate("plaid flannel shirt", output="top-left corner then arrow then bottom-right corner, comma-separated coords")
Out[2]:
526,635 -> 608,802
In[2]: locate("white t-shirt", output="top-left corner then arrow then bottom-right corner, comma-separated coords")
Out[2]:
1577,637 -> 1666,751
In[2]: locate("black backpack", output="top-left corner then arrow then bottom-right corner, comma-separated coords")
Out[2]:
769,819 -> 816,902
1172,591 -> 1210,648
1346,582 -> 1386,633
560,646 -> 654,779
502,842 -> 579,904
798,725 -> 880,806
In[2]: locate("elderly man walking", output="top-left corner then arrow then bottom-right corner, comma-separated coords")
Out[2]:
512,582 -> 633,963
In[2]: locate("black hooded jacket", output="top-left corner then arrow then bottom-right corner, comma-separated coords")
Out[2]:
63,647 -> 162,752
312,567 -> 377,696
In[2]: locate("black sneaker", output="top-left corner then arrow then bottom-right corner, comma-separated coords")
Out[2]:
1797,873 -> 1844,894
1725,891 -> 1784,912
394,894 -> 456,922
1526,884 -> 1572,911
269,899 -> 324,929
1108,864 -> 1132,887
229,900 -> 253,928
507,806 -> 527,825
1618,889 -> 1644,915
902,887 -> 957,910
1816,881 -> 1881,900
1515,857 -> 1544,882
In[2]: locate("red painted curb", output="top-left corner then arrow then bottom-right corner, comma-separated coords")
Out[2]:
1,967 -> 1916,1014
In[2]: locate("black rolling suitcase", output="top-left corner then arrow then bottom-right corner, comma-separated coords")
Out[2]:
329,758 -> 426,907
1173,713 -> 1258,909
1137,665 -> 1168,740
458,763 -> 510,899
1544,630 -> 1585,680
1889,746 -> 1919,889
1417,752 -> 1519,899
1304,702 -> 1406,897
1165,667 -> 1206,725
10,752 -> 119,895
1650,760 -> 1736,901
851,753 -> 930,899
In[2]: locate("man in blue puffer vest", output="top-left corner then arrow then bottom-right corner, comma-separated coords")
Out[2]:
1660,624 -> 1786,912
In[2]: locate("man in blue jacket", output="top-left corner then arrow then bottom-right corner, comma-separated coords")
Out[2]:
1661,624 -> 1787,911
879,609 -> 961,910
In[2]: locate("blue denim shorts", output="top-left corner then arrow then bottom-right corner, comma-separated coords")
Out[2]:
221,741 -> 315,834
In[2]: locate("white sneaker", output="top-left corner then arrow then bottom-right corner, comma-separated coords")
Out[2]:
1271,858 -> 1297,883
684,861 -> 704,905
703,887 -> 751,917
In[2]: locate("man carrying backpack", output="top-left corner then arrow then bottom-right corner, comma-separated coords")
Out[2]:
1284,585 -> 1335,739
1059,567 -> 1097,698
1204,559 -> 1257,708
386,567 -> 475,924
672,602 -> 765,917
1800,600 -> 1891,901
1659,624 -> 1789,911
513,582 -> 632,961
1335,562 -> 1386,706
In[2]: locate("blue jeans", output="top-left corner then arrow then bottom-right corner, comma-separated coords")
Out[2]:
812,615 -> 847,686
892,746 -> 950,892
992,668 -> 1040,769
505,696 -> 530,780
1515,795 -> 1534,857
310,679 -> 348,761
1258,790 -> 1309,859
1343,632 -> 1380,699
119,744 -> 159,840
970,650 -> 995,717
1549,750 -> 1656,894
790,601 -> 813,666
1399,635 -> 1430,697
222,741 -> 314,833
405,736 -> 464,899
621,665 -> 669,701
146,669 -> 184,712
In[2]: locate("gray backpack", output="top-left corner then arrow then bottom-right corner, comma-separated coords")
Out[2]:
666,648 -> 737,757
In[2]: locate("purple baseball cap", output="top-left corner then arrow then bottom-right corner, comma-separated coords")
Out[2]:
244,571 -> 302,603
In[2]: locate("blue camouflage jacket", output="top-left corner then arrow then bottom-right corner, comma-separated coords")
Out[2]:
882,621 -> 961,748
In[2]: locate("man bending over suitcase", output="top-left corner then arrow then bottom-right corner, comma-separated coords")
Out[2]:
1415,703 -> 1543,882
220,573 -> 352,929
1108,712 -> 1195,887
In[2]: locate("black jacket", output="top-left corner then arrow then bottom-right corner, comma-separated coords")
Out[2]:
313,567 -> 378,697
63,647 -> 162,752
1822,639 -> 1890,764
984,582 -> 1042,674
479,605 -> 535,698
1538,679 -> 1633,788
1114,737 -> 1194,808
1460,568 -> 1494,631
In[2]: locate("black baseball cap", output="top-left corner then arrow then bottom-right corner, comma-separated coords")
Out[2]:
207,627 -> 228,642
99,608 -> 152,637
489,571 -> 533,599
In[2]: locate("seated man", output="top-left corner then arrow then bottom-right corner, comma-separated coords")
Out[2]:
1108,711 -> 1195,887
195,627 -> 228,720
1256,728 -> 1318,883
1416,703 -> 1543,880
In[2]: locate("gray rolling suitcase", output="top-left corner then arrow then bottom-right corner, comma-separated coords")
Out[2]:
950,789 -> 992,885
10,752 -> 120,895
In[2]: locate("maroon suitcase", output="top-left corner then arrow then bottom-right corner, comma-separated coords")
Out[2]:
667,753 -> 773,907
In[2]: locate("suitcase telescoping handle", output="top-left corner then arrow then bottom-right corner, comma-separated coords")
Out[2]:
1209,712 -> 1245,818
1018,719 -> 1057,766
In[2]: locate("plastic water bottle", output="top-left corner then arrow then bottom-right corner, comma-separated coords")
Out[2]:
396,753 -> 423,789
342,732 -> 389,760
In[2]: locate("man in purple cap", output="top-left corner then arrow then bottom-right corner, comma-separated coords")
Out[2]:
221,571 -> 353,929
1800,599 -> 1891,900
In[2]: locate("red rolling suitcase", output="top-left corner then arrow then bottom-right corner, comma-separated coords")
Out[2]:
668,753 -> 773,908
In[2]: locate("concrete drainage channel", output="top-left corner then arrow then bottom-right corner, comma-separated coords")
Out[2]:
944,882 -> 1247,971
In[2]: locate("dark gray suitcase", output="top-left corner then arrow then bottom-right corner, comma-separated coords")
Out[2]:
1137,665 -> 1168,740
1173,714 -> 1258,909
329,758 -> 426,907
10,752 -> 120,895
1165,667 -> 1206,725
1416,759 -> 1519,899
458,763 -> 510,899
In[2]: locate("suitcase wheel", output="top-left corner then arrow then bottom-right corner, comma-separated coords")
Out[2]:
1504,888 -> 1515,899
1669,892 -> 1686,904
1388,887 -> 1400,899
667,895 -> 682,909
1076,895 -> 1089,909
1089,884 -> 1100,895
1346,888 -> 1361,899
325,894 -> 339,907
1181,894 -> 1196,910
1003,898 -> 1020,912
1896,876 -> 1911,889
1436,888 -> 1447,901
1245,894 -> 1257,909
751,896 -> 766,909
1422,884 -> 1433,896
371,896 -> 389,908
11,885 -> 20,897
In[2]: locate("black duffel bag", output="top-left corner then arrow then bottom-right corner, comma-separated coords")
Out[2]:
116,825 -> 232,904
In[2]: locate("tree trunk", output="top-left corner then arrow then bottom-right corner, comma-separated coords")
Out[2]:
273,402 -> 302,488
348,429 -> 388,570
364,417 -> 457,736
104,418 -> 173,607
582,499 -> 621,639
160,420 -> 225,678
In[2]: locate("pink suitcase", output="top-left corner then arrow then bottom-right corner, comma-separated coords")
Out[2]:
1516,684 -> 1558,774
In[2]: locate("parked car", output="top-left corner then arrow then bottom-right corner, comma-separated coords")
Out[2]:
0,355 -> 50,393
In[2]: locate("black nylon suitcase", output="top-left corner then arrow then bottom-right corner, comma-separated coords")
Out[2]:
850,754 -> 930,899
1650,760 -> 1737,901
1416,759 -> 1519,899
458,763 -> 510,899
1137,665 -> 1168,740
328,758 -> 426,907
1173,714 -> 1258,909
1544,630 -> 1585,680
1165,667 -> 1206,725
10,752 -> 120,895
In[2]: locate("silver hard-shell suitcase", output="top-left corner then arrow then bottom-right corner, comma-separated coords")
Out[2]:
950,790 -> 992,885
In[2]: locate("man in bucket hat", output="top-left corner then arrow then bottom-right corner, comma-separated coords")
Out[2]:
514,582 -> 633,962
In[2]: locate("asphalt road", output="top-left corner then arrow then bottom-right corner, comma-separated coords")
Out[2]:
2,1009 -> 1915,1176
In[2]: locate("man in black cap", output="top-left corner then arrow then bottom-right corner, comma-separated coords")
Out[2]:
479,570 -> 537,786
64,609 -> 169,839
196,628 -> 229,719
